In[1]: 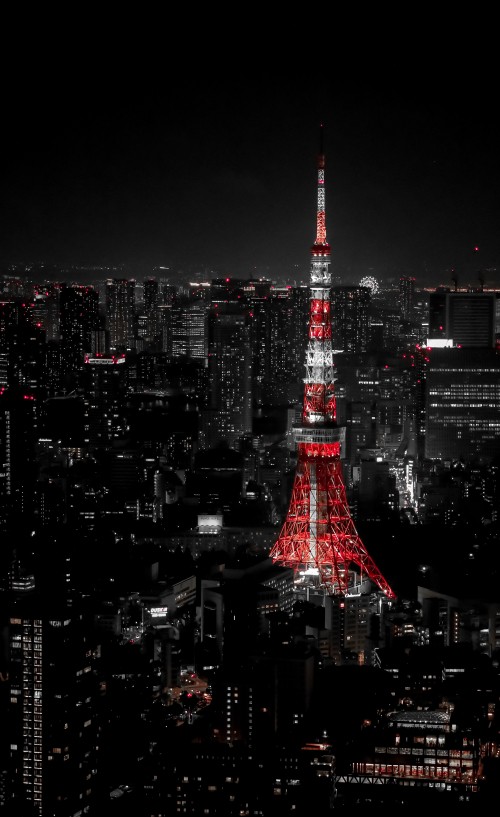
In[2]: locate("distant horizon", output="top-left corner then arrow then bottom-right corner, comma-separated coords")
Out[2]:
1,258 -> 498,293
3,55 -> 500,305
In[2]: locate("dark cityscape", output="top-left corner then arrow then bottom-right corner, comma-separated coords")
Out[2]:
1,49 -> 500,814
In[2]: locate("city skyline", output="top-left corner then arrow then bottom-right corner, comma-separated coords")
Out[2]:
2,72 -> 500,808
2,62 -> 500,289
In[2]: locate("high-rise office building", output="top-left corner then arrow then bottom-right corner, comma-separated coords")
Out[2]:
399,276 -> 415,322
41,283 -> 62,343
331,286 -> 370,353
143,277 -> 159,341
0,302 -> 17,389
0,302 -> 46,394
424,347 -> 500,462
0,387 -> 37,526
105,278 -> 136,351
185,302 -> 208,359
266,288 -> 307,405
59,285 -> 99,371
428,290 -> 497,348
203,299 -> 252,450
82,354 -> 128,447
169,301 -> 208,360
245,282 -> 271,404
6,593 -> 102,816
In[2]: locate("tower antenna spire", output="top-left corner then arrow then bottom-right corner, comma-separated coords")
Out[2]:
313,124 -> 328,250
270,134 -> 396,600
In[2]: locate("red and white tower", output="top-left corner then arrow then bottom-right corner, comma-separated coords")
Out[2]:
270,127 -> 396,599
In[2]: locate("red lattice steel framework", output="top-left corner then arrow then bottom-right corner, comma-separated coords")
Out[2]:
270,126 -> 396,599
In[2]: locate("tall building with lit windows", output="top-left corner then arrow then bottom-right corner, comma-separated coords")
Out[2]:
399,276 -> 415,322
331,286 -> 370,353
0,301 -> 46,394
203,300 -> 252,450
7,594 -> 102,816
59,285 -> 99,371
105,278 -> 136,351
428,290 -> 497,348
0,302 -> 19,384
169,301 -> 208,359
82,353 -> 128,447
143,277 -> 159,340
266,287 -> 308,404
0,387 -> 37,526
424,347 -> 500,462
185,302 -> 208,359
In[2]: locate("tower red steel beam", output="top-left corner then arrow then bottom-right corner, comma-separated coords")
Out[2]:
269,126 -> 396,599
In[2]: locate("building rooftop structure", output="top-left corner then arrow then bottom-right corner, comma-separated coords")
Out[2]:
389,709 -> 450,726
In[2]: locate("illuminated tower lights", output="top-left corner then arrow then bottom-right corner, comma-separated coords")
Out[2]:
270,127 -> 396,599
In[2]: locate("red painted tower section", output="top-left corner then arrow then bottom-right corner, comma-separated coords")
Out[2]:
269,127 -> 396,599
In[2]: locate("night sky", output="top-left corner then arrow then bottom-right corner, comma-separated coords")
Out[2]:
2,48 -> 499,289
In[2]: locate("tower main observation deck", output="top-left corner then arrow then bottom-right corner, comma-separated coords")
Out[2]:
269,128 -> 396,599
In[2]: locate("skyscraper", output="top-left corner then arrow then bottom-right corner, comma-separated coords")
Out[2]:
399,276 -> 415,322
7,593 -> 102,815
424,347 -> 500,462
105,278 -> 136,352
59,285 -> 99,371
202,288 -> 252,450
0,387 -> 37,527
0,302 -> 17,388
82,354 -> 128,447
169,301 -> 208,360
331,286 -> 370,353
143,277 -> 159,341
428,290 -> 497,348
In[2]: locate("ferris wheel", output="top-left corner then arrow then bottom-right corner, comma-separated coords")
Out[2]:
359,275 -> 380,295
